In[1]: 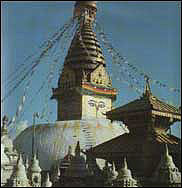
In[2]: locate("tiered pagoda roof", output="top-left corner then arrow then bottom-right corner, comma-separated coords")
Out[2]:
107,79 -> 181,121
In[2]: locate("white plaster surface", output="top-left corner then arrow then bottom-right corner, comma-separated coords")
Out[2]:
14,119 -> 126,170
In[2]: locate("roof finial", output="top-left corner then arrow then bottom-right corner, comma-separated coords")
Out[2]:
74,1 -> 97,25
144,75 -> 152,97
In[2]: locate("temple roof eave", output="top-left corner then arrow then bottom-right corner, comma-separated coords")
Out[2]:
106,95 -> 181,123
107,109 -> 181,122
89,133 -> 181,159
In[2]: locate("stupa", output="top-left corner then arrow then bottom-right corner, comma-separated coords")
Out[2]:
14,1 -> 125,171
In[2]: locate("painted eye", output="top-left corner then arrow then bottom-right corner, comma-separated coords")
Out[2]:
98,101 -> 105,108
88,100 -> 96,107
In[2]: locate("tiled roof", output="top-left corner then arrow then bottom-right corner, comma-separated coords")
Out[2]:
90,133 -> 181,157
107,95 -> 180,116
107,78 -> 180,118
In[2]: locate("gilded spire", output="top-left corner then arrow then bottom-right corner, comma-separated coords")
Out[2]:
64,1 -> 104,70
74,1 -> 97,8
74,1 -> 97,23
64,22 -> 105,70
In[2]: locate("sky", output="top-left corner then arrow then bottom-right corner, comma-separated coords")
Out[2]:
1,1 -> 181,138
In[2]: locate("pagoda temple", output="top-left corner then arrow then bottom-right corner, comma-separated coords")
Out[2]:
89,78 -> 181,181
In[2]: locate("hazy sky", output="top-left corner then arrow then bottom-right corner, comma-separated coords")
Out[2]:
2,1 -> 181,137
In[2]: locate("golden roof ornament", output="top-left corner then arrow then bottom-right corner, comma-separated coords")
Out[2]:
143,76 -> 152,98
73,1 -> 97,25
74,1 -> 97,9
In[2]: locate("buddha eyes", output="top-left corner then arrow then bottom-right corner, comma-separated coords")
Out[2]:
88,100 -> 105,108
88,100 -> 96,107
98,101 -> 105,108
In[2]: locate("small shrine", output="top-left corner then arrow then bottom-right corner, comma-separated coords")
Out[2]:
150,144 -> 181,187
89,78 -> 181,181
114,157 -> 138,187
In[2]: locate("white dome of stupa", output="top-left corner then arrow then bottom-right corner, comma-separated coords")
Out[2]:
14,119 -> 126,171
